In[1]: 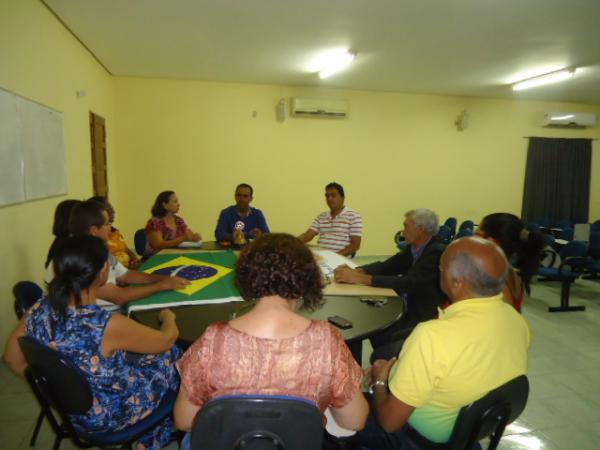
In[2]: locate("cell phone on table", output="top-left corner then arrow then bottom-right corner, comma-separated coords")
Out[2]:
328,315 -> 353,329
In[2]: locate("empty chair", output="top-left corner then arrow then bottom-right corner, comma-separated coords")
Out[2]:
557,227 -> 574,241
454,228 -> 473,239
591,220 -> 600,233
537,240 -> 588,312
190,395 -> 323,450
458,220 -> 475,232
18,336 -> 177,450
134,228 -> 147,256
555,219 -> 573,230
437,224 -> 452,243
13,281 -> 43,319
535,217 -> 550,228
444,217 -> 458,239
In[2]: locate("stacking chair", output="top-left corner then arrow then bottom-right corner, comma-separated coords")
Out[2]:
13,280 -> 43,319
18,336 -> 177,450
555,219 -> 573,230
458,220 -> 474,232
444,217 -> 458,239
134,228 -> 147,257
405,375 -> 529,450
454,228 -> 473,239
437,225 -> 452,244
191,394 -> 323,450
537,240 -> 588,312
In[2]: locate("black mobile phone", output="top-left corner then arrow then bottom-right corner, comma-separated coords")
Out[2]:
328,315 -> 353,329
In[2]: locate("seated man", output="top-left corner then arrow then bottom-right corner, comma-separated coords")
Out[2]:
334,209 -> 445,349
359,237 -> 530,450
46,200 -> 189,311
215,183 -> 270,244
298,182 -> 362,257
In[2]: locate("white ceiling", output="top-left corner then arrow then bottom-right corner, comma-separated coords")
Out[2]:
44,0 -> 600,104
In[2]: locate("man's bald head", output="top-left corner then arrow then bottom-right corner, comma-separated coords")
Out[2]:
440,236 -> 509,301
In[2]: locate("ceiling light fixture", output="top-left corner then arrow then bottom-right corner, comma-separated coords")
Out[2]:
308,49 -> 356,79
512,68 -> 577,91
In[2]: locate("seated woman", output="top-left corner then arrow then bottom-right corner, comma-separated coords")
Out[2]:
5,236 -> 181,450
476,213 -> 545,311
45,199 -> 81,268
145,191 -> 201,256
174,233 -> 369,447
90,196 -> 141,269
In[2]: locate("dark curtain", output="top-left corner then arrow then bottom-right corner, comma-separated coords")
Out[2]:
522,137 -> 591,225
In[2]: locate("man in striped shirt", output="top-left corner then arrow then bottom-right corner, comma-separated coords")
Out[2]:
298,182 -> 362,257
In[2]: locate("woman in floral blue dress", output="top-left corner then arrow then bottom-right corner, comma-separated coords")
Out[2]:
5,236 -> 181,450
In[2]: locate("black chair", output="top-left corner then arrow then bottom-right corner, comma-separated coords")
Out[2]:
13,280 -> 43,319
190,394 -> 323,450
18,336 -> 177,450
406,375 -> 529,450
134,228 -> 147,256
537,240 -> 588,312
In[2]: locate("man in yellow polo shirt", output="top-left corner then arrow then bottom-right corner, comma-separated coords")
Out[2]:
360,236 -> 530,449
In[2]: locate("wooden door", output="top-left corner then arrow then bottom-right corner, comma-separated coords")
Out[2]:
90,112 -> 108,197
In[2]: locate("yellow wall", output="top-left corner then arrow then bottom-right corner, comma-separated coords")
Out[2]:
113,78 -> 600,256
3,1 -> 600,352
0,0 -> 115,347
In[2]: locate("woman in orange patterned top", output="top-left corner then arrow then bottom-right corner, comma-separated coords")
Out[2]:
174,233 -> 369,443
89,196 -> 140,269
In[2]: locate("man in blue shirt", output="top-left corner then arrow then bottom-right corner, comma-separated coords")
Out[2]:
215,183 -> 270,244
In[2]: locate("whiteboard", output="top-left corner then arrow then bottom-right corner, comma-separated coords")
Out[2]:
0,87 -> 67,207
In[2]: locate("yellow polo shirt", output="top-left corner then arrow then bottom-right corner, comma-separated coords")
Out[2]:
388,294 -> 530,443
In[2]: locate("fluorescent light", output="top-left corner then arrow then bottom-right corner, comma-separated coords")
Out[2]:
308,49 -> 356,79
512,68 -> 576,91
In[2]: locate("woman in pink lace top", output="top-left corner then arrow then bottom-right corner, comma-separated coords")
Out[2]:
174,233 -> 368,434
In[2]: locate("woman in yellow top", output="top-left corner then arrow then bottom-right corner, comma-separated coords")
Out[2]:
89,196 -> 141,269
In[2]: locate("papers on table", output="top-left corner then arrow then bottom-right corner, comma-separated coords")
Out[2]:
178,240 -> 203,249
312,249 -> 357,278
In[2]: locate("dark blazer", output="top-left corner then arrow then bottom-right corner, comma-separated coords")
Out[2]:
361,237 -> 447,327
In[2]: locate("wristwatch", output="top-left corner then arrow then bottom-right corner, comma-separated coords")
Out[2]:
369,379 -> 388,394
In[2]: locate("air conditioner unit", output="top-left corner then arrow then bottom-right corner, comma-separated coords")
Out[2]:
290,97 -> 348,118
543,112 -> 597,128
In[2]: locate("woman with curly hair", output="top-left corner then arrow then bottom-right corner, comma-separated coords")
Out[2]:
174,233 -> 368,446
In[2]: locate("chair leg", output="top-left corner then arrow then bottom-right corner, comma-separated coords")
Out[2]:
52,434 -> 62,450
30,409 -> 45,446
548,280 -> 585,312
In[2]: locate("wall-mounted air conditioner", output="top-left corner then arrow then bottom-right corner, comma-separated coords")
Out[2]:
543,112 -> 597,128
290,97 -> 348,118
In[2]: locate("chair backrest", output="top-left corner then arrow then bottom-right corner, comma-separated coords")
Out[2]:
588,232 -> 600,259
437,225 -> 452,243
559,240 -> 587,260
13,281 -> 43,319
557,227 -> 574,241
454,228 -> 473,239
444,217 -> 457,237
18,336 -> 93,416
191,395 -> 323,450
458,220 -> 474,232
446,375 -> 529,450
134,228 -> 147,256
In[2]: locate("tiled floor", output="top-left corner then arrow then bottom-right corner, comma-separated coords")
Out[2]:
1,261 -> 600,449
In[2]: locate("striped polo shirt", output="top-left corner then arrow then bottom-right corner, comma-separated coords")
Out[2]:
310,206 -> 363,252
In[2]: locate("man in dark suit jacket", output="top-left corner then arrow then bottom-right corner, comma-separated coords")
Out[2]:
334,208 -> 446,350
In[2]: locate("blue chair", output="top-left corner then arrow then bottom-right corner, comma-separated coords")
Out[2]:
555,219 -> 573,230
557,227 -> 574,241
437,225 -> 452,244
458,220 -> 475,232
535,217 -> 551,228
13,280 -> 43,319
537,240 -> 588,312
526,223 -> 540,232
134,228 -> 147,256
583,232 -> 600,279
454,228 -> 474,239
18,336 -> 177,450
190,395 -> 323,450
591,220 -> 600,233
444,217 -> 458,239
